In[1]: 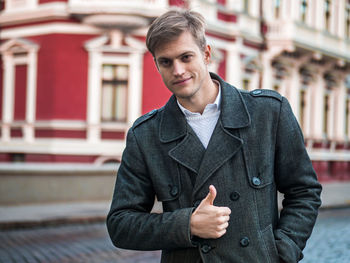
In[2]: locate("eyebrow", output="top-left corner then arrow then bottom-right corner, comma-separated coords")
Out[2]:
157,51 -> 195,61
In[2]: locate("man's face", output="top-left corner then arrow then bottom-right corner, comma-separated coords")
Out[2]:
154,31 -> 211,102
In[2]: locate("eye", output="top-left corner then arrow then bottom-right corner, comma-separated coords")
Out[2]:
158,59 -> 171,67
182,54 -> 192,62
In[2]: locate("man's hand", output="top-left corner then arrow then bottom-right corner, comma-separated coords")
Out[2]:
190,185 -> 231,239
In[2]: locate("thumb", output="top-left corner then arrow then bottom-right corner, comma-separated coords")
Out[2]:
203,185 -> 217,206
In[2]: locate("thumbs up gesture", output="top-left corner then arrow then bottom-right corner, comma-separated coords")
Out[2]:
190,185 -> 231,239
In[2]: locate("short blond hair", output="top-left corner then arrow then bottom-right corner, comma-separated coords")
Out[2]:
146,9 -> 207,57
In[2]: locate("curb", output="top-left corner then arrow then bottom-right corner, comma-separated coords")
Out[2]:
0,215 -> 107,230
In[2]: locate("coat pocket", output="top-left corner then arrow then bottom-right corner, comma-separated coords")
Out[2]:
248,164 -> 275,189
261,224 -> 280,263
156,183 -> 181,211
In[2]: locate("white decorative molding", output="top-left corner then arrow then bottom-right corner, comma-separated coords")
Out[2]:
3,0 -> 38,13
0,23 -> 102,39
0,2 -> 68,25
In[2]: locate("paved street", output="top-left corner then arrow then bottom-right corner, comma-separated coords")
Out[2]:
0,207 -> 349,263
301,207 -> 350,263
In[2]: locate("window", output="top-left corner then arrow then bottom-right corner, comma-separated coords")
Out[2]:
346,76 -> 350,137
300,0 -> 308,23
323,91 -> 330,137
274,0 -> 281,19
244,0 -> 249,13
299,88 -> 307,130
346,0 -> 350,38
345,95 -> 350,137
101,64 -> 128,122
242,79 -> 250,90
324,0 -> 331,31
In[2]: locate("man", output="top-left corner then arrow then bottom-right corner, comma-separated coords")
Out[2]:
107,9 -> 322,263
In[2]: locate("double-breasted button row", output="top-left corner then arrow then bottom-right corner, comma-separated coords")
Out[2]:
230,191 -> 240,201
240,237 -> 250,247
252,177 -> 261,186
169,185 -> 178,197
201,244 -> 212,253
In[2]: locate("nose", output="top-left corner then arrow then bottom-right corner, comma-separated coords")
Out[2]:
173,60 -> 185,76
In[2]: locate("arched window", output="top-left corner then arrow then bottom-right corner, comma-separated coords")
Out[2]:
324,0 -> 331,31
345,0 -> 350,38
300,0 -> 308,23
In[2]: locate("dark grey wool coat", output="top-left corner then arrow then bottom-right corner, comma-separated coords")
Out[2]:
107,73 -> 322,263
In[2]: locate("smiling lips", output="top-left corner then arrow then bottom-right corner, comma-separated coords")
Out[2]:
173,77 -> 192,85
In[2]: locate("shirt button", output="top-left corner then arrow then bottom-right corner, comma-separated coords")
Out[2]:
240,237 -> 250,247
170,185 -> 178,197
230,191 -> 240,201
252,177 -> 261,186
201,244 -> 211,253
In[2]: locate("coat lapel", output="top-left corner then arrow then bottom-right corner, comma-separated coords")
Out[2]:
193,73 -> 251,195
160,96 -> 205,174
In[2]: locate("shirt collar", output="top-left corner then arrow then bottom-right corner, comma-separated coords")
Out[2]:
177,79 -> 221,116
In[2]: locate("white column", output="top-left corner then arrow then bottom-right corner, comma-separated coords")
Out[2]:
328,89 -> 336,140
332,0 -> 341,36
334,77 -> 346,141
128,52 -> 143,125
226,43 -> 242,88
261,53 -> 273,90
86,50 -> 102,143
337,0 -> 345,38
290,0 -> 300,21
314,0 -> 324,31
1,52 -> 14,142
24,49 -> 38,142
311,72 -> 325,140
250,71 -> 260,91
304,85 -> 312,138
286,65 -> 300,119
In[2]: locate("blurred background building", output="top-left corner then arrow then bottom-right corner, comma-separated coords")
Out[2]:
0,0 -> 350,206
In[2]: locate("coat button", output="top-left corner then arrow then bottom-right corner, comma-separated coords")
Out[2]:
240,237 -> 250,247
252,177 -> 261,186
201,244 -> 211,253
230,191 -> 240,201
170,185 -> 178,197
193,200 -> 201,208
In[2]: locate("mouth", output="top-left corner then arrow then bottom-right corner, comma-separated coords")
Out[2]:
172,77 -> 192,85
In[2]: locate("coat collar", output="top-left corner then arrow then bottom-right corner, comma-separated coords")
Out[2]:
159,72 -> 250,143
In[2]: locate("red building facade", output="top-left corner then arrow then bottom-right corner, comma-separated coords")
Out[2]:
1,0 -> 350,184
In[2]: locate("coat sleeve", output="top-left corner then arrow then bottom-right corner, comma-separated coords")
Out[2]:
106,128 -> 195,251
274,97 -> 322,262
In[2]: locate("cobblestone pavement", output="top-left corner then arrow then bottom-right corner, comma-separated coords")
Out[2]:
300,207 -> 350,263
0,223 -> 161,263
0,207 -> 349,263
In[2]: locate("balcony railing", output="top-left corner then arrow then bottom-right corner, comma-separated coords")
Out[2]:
68,0 -> 168,16
267,20 -> 350,61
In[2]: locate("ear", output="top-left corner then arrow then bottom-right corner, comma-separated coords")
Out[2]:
204,45 -> 211,65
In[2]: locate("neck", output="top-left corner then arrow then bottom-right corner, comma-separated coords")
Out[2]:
177,77 -> 219,114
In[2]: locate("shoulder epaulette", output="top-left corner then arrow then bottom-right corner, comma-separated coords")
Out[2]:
250,89 -> 282,101
132,109 -> 158,129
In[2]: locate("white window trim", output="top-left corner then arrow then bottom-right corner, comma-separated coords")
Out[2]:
0,38 -> 39,143
84,33 -> 145,143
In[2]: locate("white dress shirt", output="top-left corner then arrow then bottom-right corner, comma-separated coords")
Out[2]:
177,80 -> 221,149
